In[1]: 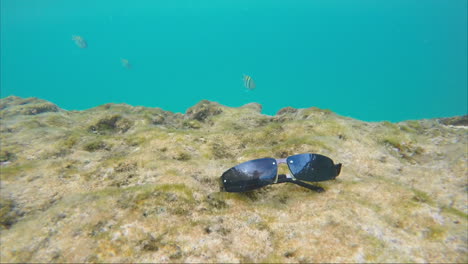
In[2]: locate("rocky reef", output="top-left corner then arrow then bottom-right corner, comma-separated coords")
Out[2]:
0,96 -> 466,263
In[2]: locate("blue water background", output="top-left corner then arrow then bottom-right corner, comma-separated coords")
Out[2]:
1,0 -> 467,122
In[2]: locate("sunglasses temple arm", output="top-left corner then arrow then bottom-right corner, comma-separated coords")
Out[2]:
276,174 -> 325,192
335,163 -> 342,176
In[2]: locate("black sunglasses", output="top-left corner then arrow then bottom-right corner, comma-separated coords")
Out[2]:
220,153 -> 342,192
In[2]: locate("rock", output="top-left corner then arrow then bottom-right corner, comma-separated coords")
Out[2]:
0,96 -> 61,117
183,120 -> 202,129
241,102 -> 262,113
22,103 -> 59,115
0,150 -> 15,162
0,197 -> 23,229
186,100 -> 223,122
277,106 -> 298,115
88,115 -> 133,134
438,115 -> 468,126
151,115 -> 165,125
0,96 -> 466,263
173,152 -> 191,161
83,140 -> 110,152
114,162 -> 137,173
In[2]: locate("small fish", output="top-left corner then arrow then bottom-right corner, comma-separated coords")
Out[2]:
243,74 -> 256,90
72,35 -> 87,48
121,58 -> 131,69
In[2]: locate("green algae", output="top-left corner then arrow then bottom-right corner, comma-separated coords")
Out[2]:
164,168 -> 181,177
205,193 -> 229,210
411,188 -> 435,205
87,220 -> 110,239
210,142 -> 234,159
61,134 -> 80,149
381,121 -> 399,129
239,135 -> 332,158
44,114 -> 70,127
123,135 -> 150,147
21,103 -> 59,115
59,183 -> 197,215
381,136 -> 404,149
83,139 -> 111,152
301,107 -> 335,118
21,119 -> 46,129
438,115 -> 468,126
260,253 -> 286,263
0,149 -> 15,162
362,234 -> 386,262
1,96 -> 467,263
173,151 -> 191,161
156,183 -> 194,200
0,197 -> 20,229
0,162 -> 38,180
283,136 -> 331,150
400,120 -> 426,134
351,196 -> 383,213
441,206 -> 468,220
265,121 -> 284,130
88,114 -> 133,134
209,191 -> 252,204
381,136 -> 424,162
425,225 -> 446,240
183,120 -> 202,129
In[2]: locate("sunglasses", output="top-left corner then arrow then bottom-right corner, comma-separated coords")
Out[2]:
220,153 -> 342,192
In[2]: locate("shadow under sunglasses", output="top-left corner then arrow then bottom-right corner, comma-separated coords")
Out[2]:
220,153 -> 342,193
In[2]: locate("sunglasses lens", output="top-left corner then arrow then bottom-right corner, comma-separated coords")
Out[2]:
221,158 -> 277,192
287,153 -> 339,182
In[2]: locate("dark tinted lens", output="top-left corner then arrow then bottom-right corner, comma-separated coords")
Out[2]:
221,158 -> 277,192
287,153 -> 338,182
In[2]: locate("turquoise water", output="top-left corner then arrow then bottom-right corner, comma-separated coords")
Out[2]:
1,0 -> 467,122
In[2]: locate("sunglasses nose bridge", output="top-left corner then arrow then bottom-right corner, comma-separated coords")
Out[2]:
275,158 -> 293,171
278,158 -> 304,183
275,158 -> 287,165
273,158 -> 291,183
274,158 -> 295,178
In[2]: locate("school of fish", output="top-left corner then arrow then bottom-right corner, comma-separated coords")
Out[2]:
72,35 -> 256,90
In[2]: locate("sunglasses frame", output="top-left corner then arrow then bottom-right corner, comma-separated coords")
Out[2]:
220,153 -> 342,193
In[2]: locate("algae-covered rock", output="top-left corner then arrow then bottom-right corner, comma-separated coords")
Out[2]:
0,96 -> 466,263
183,120 -> 202,129
0,96 -> 61,118
0,197 -> 23,230
88,114 -> 133,134
0,150 -> 15,162
186,100 -> 223,122
83,140 -> 111,152
438,115 -> 468,126
151,114 -> 165,125
277,106 -> 298,115
241,102 -> 262,113
21,103 -> 59,115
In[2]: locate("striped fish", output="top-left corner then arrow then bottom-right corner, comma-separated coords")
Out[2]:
243,75 -> 256,90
